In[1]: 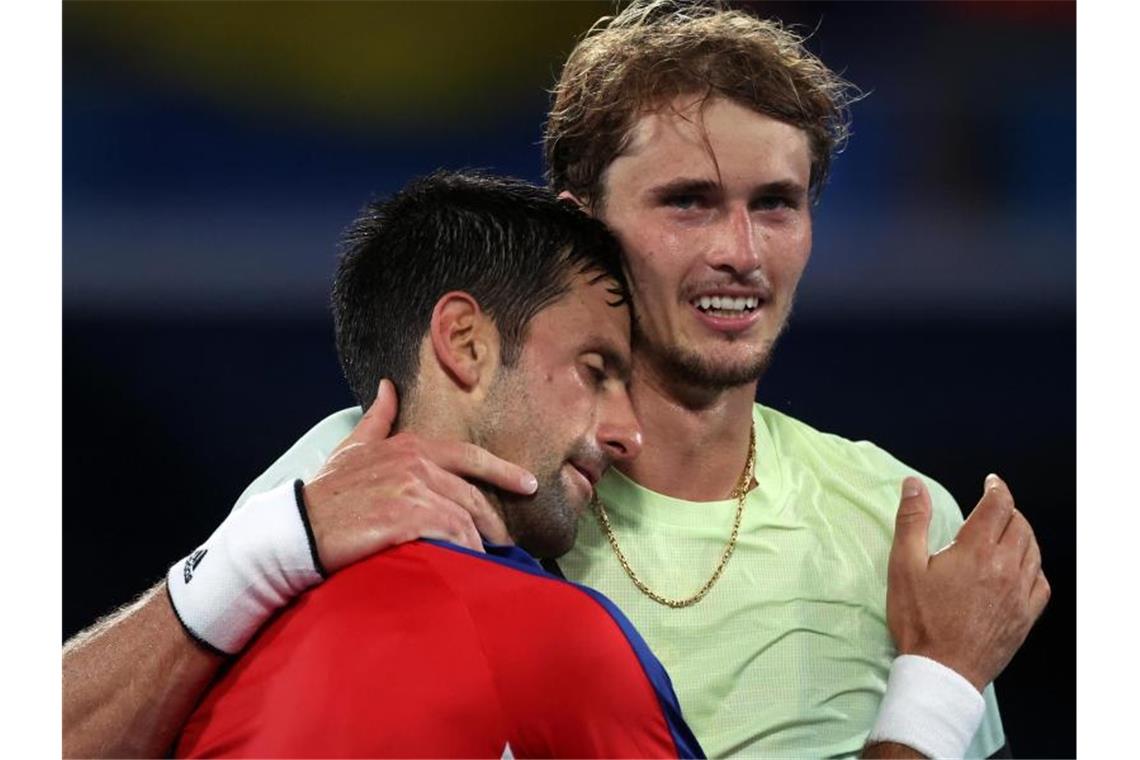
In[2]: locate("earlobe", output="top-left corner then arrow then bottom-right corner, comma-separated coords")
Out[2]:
429,292 -> 494,391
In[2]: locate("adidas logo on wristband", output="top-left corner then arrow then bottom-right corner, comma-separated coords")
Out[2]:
183,548 -> 208,583
166,479 -> 325,654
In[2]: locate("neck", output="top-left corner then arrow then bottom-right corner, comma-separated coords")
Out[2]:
618,353 -> 758,501
404,395 -> 514,542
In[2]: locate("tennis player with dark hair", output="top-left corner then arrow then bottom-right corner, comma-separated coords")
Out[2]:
64,3 -> 1048,758
174,171 -> 701,757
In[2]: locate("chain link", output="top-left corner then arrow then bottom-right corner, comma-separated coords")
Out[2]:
591,423 -> 756,608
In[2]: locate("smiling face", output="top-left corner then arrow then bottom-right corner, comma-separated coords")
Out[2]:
596,96 -> 813,392
474,272 -> 642,558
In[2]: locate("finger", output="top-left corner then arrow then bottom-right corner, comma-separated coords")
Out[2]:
958,473 -> 1016,546
1020,534 -> 1042,592
430,440 -> 538,495
998,509 -> 1033,564
358,378 -> 399,440
424,465 -> 513,545
889,477 -> 933,577
1028,569 -> 1051,620
328,379 -> 400,459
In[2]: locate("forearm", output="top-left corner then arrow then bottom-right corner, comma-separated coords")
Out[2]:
63,582 -> 223,758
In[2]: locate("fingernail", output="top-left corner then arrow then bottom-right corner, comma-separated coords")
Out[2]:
986,473 -> 1001,490
523,474 -> 538,494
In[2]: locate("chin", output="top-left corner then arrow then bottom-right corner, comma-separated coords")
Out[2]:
517,523 -> 578,560
637,322 -> 780,389
663,342 -> 775,391
505,481 -> 581,560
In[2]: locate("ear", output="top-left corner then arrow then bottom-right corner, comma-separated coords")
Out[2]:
557,190 -> 594,217
428,291 -> 497,392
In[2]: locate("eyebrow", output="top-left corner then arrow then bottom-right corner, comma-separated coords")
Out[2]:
647,178 -> 719,201
647,177 -> 808,201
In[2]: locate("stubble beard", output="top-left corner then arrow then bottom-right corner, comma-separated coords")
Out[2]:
497,462 -> 581,559
633,318 -> 786,393
474,373 -> 582,559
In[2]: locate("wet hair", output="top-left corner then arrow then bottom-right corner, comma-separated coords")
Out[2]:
332,170 -> 628,410
544,0 -> 860,206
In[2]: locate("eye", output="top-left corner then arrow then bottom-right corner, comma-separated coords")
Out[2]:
664,193 -> 708,211
581,354 -> 607,386
753,194 -> 795,211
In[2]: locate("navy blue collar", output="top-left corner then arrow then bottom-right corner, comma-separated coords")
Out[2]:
421,538 -> 565,579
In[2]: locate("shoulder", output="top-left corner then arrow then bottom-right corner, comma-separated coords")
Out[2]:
758,403 -> 912,480
232,407 -> 363,511
430,549 -> 698,757
224,544 -> 496,685
181,543 -> 511,757
756,404 -> 964,547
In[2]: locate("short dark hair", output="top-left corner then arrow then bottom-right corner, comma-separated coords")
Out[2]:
332,170 -> 628,411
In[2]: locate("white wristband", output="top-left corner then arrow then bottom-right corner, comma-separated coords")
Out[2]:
867,655 -> 986,759
166,479 -> 326,655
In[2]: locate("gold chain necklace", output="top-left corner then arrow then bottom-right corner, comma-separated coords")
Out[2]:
591,423 -> 756,609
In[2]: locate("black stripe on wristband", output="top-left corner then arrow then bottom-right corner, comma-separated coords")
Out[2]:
164,579 -> 229,658
293,479 -> 328,579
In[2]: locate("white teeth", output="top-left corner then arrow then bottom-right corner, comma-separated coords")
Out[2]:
693,295 -> 762,313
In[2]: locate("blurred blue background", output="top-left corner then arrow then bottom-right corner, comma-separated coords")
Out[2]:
63,2 -> 1074,755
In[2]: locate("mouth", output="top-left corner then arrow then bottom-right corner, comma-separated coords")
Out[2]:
688,291 -> 767,331
569,460 -> 602,489
563,463 -> 596,510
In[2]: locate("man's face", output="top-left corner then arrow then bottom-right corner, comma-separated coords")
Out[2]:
475,272 -> 642,558
596,96 -> 813,390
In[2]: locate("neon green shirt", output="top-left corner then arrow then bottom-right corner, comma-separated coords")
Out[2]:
235,404 -> 1004,757
560,403 -> 1004,758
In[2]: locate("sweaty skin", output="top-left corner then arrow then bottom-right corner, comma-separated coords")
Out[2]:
62,69 -> 1046,760
594,97 -> 812,502
63,585 -> 223,758
62,380 -> 537,759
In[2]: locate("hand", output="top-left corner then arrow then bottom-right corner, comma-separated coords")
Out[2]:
302,379 -> 538,572
887,474 -> 1050,692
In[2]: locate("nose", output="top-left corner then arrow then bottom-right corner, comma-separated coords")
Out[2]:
708,205 -> 761,276
596,388 -> 643,464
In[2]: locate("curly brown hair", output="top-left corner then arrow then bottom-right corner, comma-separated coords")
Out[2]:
544,0 -> 860,207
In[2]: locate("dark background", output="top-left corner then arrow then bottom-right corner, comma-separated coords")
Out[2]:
63,2 -> 1074,756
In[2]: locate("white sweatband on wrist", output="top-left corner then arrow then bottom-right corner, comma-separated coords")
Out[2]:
867,654 -> 986,759
166,479 -> 326,655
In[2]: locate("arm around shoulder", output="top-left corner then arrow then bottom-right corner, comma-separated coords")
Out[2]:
63,582 -> 224,758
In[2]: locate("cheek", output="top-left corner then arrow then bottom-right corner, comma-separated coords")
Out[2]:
772,225 -> 812,289
533,367 -> 596,426
625,235 -> 691,304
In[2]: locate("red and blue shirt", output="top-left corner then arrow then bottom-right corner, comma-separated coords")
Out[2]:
177,540 -> 704,758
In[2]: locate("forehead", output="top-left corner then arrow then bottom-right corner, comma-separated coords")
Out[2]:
522,273 -> 631,361
607,95 -> 811,193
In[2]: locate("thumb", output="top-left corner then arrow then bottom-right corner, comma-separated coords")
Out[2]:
357,378 -> 399,440
889,476 -> 933,575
